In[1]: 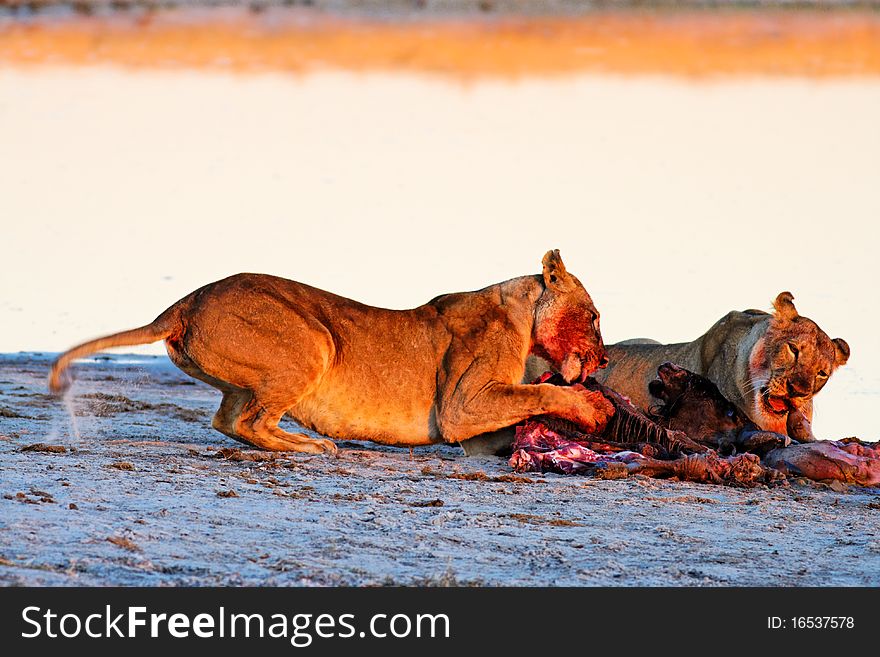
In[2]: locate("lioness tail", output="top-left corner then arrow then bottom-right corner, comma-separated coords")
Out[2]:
48,320 -> 173,394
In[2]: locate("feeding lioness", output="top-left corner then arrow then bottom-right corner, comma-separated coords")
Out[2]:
49,250 -> 614,454
586,292 -> 849,440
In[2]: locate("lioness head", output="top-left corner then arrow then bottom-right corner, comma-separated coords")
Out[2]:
748,292 -> 850,431
532,249 -> 608,383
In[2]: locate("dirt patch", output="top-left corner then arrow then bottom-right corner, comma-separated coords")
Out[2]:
3,489 -> 55,504
410,499 -> 444,507
78,392 -> 205,423
21,443 -> 68,453
0,405 -> 31,419
427,468 -> 540,484
106,536 -> 140,552
214,448 -> 279,462
644,495 -> 719,504
508,513 -> 583,527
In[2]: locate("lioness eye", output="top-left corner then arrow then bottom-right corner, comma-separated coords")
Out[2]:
787,343 -> 799,360
817,371 -> 828,379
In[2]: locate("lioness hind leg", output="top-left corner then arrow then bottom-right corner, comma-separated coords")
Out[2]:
233,398 -> 337,455
212,389 -> 252,444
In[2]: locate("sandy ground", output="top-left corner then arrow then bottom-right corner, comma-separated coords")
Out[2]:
0,352 -> 878,586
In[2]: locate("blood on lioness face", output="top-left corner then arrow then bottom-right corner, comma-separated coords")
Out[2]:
535,304 -> 607,383
749,292 -> 849,428
531,250 -> 608,383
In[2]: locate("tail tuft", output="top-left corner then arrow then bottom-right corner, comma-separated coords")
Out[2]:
48,360 -> 72,395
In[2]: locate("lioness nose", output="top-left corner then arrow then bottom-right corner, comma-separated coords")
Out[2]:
786,381 -> 809,398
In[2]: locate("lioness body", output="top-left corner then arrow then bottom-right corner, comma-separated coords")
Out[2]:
174,275 -> 447,446
49,251 -> 614,454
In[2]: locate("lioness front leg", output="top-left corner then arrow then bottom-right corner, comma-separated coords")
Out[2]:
437,381 -> 614,444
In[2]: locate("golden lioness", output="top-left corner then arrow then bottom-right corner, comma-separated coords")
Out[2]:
49,250 -> 614,454
583,292 -> 849,440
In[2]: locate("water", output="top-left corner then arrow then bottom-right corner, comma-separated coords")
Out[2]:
0,64 -> 877,440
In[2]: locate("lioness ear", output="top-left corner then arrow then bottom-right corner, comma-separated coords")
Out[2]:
772,291 -> 799,322
542,249 -> 569,288
833,338 -> 850,366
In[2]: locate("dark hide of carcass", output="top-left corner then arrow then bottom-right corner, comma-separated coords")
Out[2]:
646,363 -> 880,486
647,362 -> 790,456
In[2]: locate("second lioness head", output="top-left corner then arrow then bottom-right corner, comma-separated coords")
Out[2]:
748,292 -> 849,428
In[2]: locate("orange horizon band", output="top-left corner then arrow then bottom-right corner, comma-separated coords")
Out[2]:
1,11 -> 880,78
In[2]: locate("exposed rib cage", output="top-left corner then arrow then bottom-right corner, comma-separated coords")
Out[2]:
536,373 -> 706,455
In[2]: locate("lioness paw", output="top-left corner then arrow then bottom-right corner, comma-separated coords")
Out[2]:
320,439 -> 339,457
570,387 -> 615,433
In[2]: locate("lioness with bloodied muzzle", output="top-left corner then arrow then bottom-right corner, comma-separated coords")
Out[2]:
49,250 -> 613,455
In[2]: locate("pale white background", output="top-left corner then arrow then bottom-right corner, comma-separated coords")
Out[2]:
1,68 -> 877,438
